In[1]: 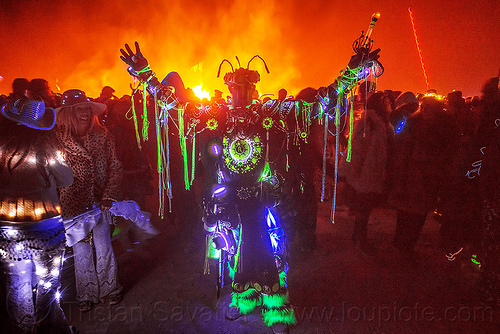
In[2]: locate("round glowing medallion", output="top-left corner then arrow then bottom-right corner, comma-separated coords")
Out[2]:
222,133 -> 262,174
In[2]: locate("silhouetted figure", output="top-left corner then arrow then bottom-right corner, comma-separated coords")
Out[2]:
339,92 -> 394,255
28,78 -> 57,108
475,76 -> 500,306
389,96 -> 458,263
10,78 -> 29,102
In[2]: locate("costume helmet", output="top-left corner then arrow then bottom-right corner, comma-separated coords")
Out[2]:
218,56 -> 269,107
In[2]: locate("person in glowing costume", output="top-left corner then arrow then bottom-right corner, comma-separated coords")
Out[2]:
0,98 -> 75,333
119,14 -> 382,333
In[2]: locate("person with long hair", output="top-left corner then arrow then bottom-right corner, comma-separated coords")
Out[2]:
0,97 -> 74,333
55,89 -> 123,313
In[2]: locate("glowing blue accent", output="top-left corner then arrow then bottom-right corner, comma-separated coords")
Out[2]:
266,208 -> 283,253
211,143 -> 221,156
358,68 -> 370,79
216,169 -> 226,183
213,231 -> 230,250
267,208 -> 277,228
395,116 -> 407,134
212,185 -> 227,198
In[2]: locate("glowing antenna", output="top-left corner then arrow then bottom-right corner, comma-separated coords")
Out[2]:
408,7 -> 430,90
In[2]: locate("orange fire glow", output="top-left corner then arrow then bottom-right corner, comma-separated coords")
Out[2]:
0,1 -> 498,99
192,83 -> 211,101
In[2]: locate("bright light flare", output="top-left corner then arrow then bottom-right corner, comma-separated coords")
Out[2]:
192,84 -> 210,100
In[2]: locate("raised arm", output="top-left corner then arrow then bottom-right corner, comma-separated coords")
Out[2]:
316,13 -> 384,114
120,42 -> 178,106
315,47 -> 383,116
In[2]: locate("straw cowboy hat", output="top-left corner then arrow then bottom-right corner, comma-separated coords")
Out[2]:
55,89 -> 106,115
1,97 -> 56,130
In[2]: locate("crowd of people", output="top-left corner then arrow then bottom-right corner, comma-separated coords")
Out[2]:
1,69 -> 499,333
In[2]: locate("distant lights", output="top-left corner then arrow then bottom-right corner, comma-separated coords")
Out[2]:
423,92 -> 445,100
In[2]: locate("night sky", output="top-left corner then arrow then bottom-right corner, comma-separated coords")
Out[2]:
0,0 -> 498,99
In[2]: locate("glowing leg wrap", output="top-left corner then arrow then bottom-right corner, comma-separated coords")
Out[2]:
230,288 -> 262,315
261,271 -> 296,327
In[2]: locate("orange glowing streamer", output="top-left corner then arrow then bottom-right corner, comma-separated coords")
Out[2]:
408,7 -> 430,90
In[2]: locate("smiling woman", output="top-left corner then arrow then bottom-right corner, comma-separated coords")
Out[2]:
54,89 -> 124,313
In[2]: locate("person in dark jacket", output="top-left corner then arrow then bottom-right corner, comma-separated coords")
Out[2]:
389,95 -> 459,263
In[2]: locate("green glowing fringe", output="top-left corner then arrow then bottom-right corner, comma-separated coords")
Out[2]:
130,94 -> 142,150
258,161 -> 271,182
142,83 -> 149,141
231,224 -> 242,274
178,107 -> 190,190
231,289 -> 262,314
228,263 -> 235,280
262,291 -> 289,309
153,96 -> 164,217
320,114 -> 328,202
346,95 -> 354,163
279,271 -> 287,287
262,308 -> 296,327
335,93 -> 342,127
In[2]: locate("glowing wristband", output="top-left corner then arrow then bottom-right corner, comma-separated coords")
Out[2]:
136,65 -> 151,74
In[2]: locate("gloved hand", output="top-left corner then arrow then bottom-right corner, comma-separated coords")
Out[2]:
120,41 -> 149,72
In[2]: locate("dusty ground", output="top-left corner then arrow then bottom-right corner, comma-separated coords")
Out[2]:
2,201 -> 499,333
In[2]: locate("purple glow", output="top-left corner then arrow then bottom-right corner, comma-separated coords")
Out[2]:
212,185 -> 227,198
211,143 -> 221,156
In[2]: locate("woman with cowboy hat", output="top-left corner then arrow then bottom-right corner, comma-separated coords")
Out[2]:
0,97 -> 75,333
55,89 -> 123,313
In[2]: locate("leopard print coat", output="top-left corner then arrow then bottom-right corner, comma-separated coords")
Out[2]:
57,125 -> 122,219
